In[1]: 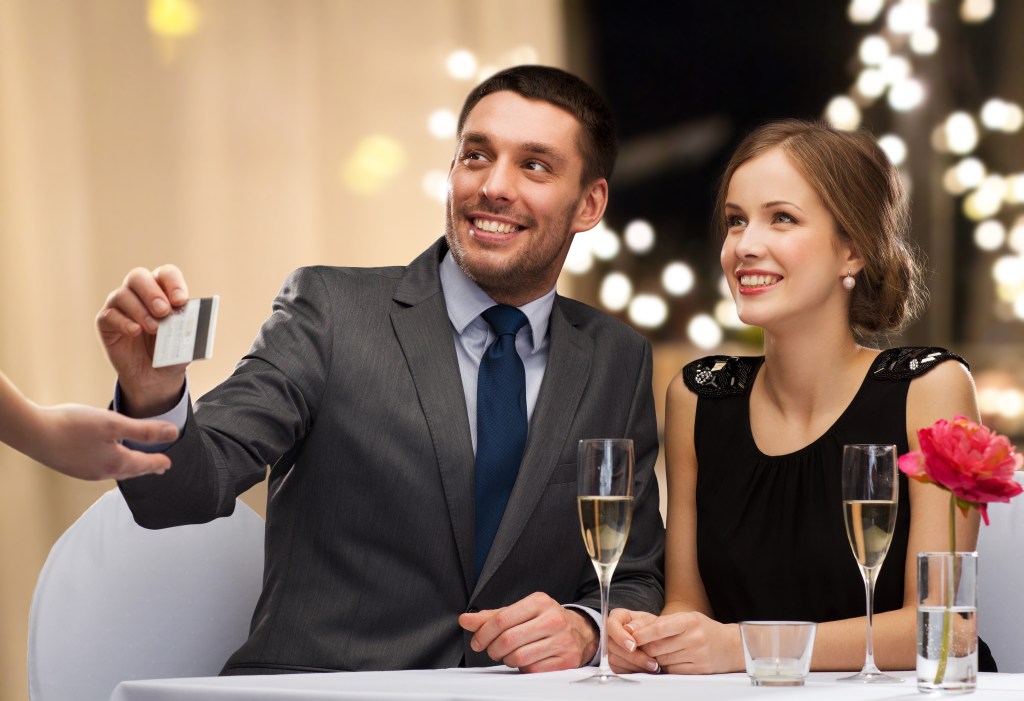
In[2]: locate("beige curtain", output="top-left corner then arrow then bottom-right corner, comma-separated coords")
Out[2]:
0,1 -> 567,697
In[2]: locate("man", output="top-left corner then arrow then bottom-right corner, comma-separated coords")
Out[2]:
97,65 -> 664,674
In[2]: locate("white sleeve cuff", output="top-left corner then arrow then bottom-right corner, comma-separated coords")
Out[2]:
113,377 -> 189,452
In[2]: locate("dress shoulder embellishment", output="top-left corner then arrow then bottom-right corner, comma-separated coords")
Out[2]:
871,347 -> 969,381
682,356 -> 760,398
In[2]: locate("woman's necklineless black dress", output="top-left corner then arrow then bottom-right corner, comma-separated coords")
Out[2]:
682,347 -> 996,671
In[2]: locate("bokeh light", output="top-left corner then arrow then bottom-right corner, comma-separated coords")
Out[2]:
714,299 -> 745,329
427,109 -> 457,139
628,294 -> 668,329
887,1 -> 929,34
878,134 -> 907,166
590,222 -> 621,261
446,50 -> 478,80
856,69 -> 887,99
974,220 -> 1006,251
910,27 -> 939,54
662,262 -> 695,296
563,236 -> 595,275
880,56 -> 911,84
1009,217 -> 1024,253
848,0 -> 885,24
888,79 -> 924,111
600,272 -> 633,312
945,112 -> 979,154
341,135 -> 406,194
687,314 -> 723,349
147,0 -> 201,37
858,35 -> 890,65
624,219 -> 656,254
421,170 -> 448,203
961,0 -> 995,23
825,96 -> 861,131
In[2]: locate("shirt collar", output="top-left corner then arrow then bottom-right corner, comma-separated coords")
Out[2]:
439,251 -> 554,354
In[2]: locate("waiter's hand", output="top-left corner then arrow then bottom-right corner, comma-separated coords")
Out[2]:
458,592 -> 598,672
31,403 -> 178,479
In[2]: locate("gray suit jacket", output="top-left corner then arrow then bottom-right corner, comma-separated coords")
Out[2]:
120,238 -> 664,674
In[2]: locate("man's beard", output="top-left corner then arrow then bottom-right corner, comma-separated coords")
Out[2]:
444,199 -> 575,301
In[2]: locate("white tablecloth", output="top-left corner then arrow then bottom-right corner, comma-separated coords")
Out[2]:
109,667 -> 1024,701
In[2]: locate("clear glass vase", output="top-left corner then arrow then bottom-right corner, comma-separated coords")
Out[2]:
916,552 -> 978,694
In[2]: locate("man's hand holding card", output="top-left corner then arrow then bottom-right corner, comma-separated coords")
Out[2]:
96,264 -> 217,417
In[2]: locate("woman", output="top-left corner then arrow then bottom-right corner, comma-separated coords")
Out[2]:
0,371 -> 177,480
609,120 -> 994,674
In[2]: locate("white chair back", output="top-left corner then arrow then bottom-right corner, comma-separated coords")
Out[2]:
978,471 -> 1024,672
28,488 -> 264,701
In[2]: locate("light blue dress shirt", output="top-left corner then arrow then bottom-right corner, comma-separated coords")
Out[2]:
438,251 -> 553,451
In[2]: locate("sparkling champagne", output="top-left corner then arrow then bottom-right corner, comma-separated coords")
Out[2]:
578,496 -> 633,565
843,499 -> 897,569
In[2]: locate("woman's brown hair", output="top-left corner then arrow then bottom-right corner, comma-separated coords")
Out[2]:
714,119 -> 926,341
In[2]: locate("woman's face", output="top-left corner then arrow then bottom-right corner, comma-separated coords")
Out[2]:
720,147 -> 856,333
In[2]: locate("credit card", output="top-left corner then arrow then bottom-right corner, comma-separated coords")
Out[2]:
152,296 -> 220,368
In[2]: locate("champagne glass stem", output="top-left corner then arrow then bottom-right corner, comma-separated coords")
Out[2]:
594,561 -> 616,677
862,566 -> 879,673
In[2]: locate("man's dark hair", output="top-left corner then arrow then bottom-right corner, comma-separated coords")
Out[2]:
457,65 -> 617,185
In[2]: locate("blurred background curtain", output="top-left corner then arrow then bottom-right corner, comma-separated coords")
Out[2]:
0,2 -> 567,698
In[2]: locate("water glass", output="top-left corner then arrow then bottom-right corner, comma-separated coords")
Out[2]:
917,552 -> 978,694
739,621 -> 817,686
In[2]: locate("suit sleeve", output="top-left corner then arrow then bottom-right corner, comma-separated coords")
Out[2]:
574,338 -> 666,614
119,267 -> 333,528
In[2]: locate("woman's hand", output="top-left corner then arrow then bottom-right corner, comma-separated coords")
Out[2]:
630,611 -> 744,674
607,609 -> 660,673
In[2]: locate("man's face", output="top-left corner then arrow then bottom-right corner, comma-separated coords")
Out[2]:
445,91 -> 607,306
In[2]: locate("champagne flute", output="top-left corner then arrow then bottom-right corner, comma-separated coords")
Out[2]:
573,438 -> 635,684
839,443 -> 903,683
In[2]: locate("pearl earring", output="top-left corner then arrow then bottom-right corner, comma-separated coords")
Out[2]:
843,269 -> 856,290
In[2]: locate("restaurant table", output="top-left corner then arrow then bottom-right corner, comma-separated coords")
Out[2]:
109,666 -> 1024,701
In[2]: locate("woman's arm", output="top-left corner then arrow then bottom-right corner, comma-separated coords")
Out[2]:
609,373 -> 745,674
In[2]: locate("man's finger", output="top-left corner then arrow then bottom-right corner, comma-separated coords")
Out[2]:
105,284 -> 159,333
153,264 -> 190,307
457,609 -> 496,633
122,267 -> 174,319
468,602 -> 535,651
96,306 -> 142,341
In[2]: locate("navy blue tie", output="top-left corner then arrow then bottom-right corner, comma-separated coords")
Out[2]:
474,304 -> 529,578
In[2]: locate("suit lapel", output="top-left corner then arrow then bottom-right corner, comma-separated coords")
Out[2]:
391,241 -> 476,592
474,298 -> 592,594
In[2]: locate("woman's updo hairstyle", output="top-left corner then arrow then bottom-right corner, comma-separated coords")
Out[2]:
713,119 -> 927,341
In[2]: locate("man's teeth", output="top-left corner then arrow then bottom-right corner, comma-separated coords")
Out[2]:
473,218 -> 520,234
739,274 -> 779,287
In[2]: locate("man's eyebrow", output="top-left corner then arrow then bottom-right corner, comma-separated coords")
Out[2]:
459,132 -> 568,167
460,131 -> 491,147
520,141 -> 568,167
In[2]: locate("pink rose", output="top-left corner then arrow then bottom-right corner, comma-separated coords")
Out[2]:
898,415 -> 1023,525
